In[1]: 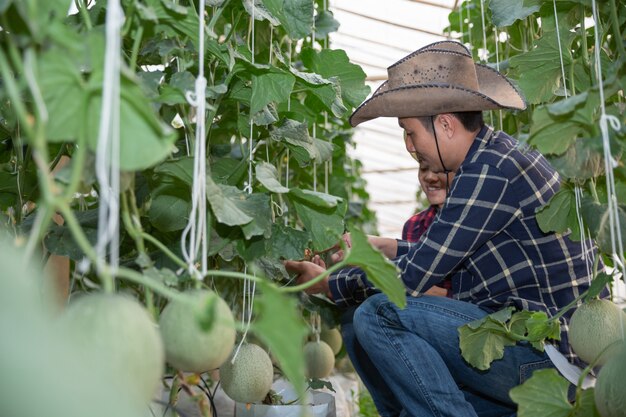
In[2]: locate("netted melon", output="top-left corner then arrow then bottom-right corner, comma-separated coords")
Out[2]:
61,293 -> 164,403
320,328 -> 342,355
220,343 -> 274,403
304,340 -> 335,379
159,290 -> 235,373
594,343 -> 626,417
569,299 -> 626,365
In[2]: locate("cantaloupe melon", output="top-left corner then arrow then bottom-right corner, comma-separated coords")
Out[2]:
159,290 -> 235,373
594,343 -> 626,417
304,341 -> 335,379
569,299 -> 626,365
220,343 -> 274,404
61,293 -> 164,404
320,328 -> 342,355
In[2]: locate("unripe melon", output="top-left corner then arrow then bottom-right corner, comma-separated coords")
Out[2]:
61,293 -> 164,403
220,343 -> 274,403
320,328 -> 342,355
594,344 -> 626,417
569,299 -> 626,365
159,290 -> 235,373
304,341 -> 335,379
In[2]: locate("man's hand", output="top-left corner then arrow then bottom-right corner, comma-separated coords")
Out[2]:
284,256 -> 333,299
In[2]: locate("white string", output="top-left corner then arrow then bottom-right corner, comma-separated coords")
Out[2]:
592,0 -> 626,281
311,311 -> 321,343
553,0 -> 569,98
181,0 -> 208,279
459,4 -> 464,45
95,0 -> 123,274
494,26 -> 503,131
479,0 -> 488,62
324,112 -> 330,194
466,3 -> 473,57
233,7 -> 258,362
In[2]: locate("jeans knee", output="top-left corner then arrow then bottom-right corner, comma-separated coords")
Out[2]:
353,293 -> 395,341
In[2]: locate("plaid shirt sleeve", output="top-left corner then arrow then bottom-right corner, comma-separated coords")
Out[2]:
329,162 -> 520,307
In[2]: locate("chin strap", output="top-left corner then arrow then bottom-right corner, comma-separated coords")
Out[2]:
431,116 -> 452,198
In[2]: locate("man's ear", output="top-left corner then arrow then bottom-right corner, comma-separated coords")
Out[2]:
438,113 -> 456,139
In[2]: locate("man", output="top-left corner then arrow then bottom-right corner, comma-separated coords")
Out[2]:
286,41 -> 597,417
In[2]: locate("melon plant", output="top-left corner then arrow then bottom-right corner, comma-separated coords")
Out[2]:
594,343 -> 626,417
304,341 -> 335,379
159,290 -> 235,373
568,299 -> 626,365
61,293 -> 165,404
320,328 -> 342,355
220,343 -> 274,404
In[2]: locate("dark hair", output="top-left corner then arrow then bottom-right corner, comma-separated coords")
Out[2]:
418,111 -> 484,133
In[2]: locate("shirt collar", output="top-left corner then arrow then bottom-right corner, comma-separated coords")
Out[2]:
465,125 -> 494,160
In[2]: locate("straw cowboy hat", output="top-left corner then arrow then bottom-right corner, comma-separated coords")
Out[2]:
349,41 -> 526,127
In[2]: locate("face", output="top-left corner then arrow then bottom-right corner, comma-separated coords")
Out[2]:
400,117 -> 448,174
418,161 -> 452,208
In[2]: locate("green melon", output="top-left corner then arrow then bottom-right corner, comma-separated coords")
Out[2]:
569,299 -> 626,365
320,328 -> 342,355
220,343 -> 274,403
61,293 -> 164,404
594,344 -> 626,417
159,290 -> 235,373
304,341 -> 335,379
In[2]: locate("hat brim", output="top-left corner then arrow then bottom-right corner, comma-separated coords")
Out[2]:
349,63 -> 526,127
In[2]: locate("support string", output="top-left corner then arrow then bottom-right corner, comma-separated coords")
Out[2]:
95,0 -> 124,275
181,0 -> 209,279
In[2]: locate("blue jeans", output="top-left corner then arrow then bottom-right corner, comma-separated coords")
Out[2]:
340,294 -> 555,417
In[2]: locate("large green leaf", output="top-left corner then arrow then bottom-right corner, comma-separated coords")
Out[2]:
262,0 -> 313,39
509,16 -> 573,104
268,223 -> 310,261
509,369 -> 601,417
300,47 -> 370,109
489,0 -> 540,27
343,228 -> 406,308
243,0 -> 279,25
458,307 -> 517,370
270,119 -> 334,165
314,10 -> 340,39
549,138 -> 604,180
206,177 -> 254,227
154,157 -> 194,187
250,71 -> 295,116
535,186 -> 579,236
290,193 -> 345,250
148,194 -> 190,232
529,106 -> 585,156
256,162 -> 289,193
289,188 -> 341,208
252,281 -> 308,399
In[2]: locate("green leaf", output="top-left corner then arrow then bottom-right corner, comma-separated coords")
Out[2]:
343,228 -> 406,308
546,92 -> 588,117
525,311 -> 561,350
251,71 -> 295,116
155,157 -> 194,187
509,17 -> 573,104
314,10 -> 340,39
509,369 -> 573,417
263,0 -> 313,39
270,119 -> 334,165
148,194 -> 190,232
536,187 -> 579,236
585,272 -> 613,301
289,188 -> 341,208
529,105 -> 585,156
549,138 -> 604,180
489,0 -> 540,27
256,162 -> 289,193
243,0 -> 280,25
228,190 -> 271,239
206,177 -> 254,227
268,223 -> 310,261
301,47 -> 370,108
459,307 -> 516,370
291,197 -> 344,250
572,387 -> 601,417
252,281 -> 308,398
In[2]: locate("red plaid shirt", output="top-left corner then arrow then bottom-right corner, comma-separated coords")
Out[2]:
402,206 -> 453,297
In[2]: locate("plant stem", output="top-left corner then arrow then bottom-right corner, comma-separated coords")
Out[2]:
75,0 -> 93,31
115,266 -> 187,303
141,232 -> 188,270
129,25 -> 144,71
0,50 -> 34,139
608,0 -> 626,57
580,6 -> 590,68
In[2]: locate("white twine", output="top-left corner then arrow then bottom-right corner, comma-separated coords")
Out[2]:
311,311 -> 321,343
95,0 -> 124,274
233,7 -> 258,362
592,0 -> 625,281
181,0 -> 209,279
553,0 -> 569,98
459,4 -> 464,45
479,0 -> 488,62
324,112 -> 330,194
494,26 -> 503,131
466,3 -> 473,56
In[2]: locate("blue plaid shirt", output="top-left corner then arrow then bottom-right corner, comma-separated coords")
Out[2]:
330,126 -> 599,365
